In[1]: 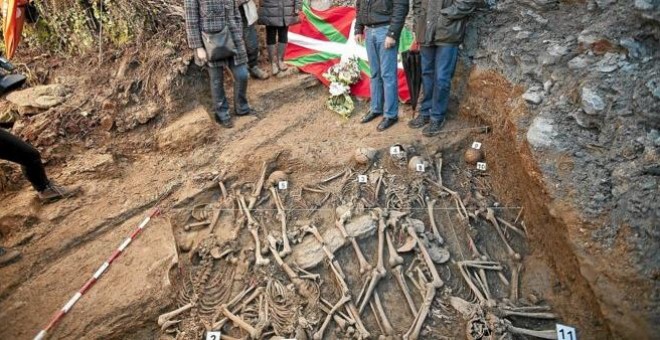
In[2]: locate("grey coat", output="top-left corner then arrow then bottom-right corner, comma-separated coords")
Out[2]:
413,0 -> 479,46
184,0 -> 248,67
257,0 -> 301,27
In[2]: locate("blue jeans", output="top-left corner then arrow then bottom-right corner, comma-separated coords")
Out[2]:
365,26 -> 399,119
420,45 -> 458,121
208,62 -> 250,119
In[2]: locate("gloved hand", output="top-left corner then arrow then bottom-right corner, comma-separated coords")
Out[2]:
196,47 -> 208,65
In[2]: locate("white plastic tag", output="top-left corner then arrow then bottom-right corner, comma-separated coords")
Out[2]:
390,146 -> 401,155
476,162 -> 487,171
358,175 -> 368,183
472,142 -> 482,149
206,331 -> 222,340
278,181 -> 288,190
416,164 -> 425,172
556,324 -> 577,340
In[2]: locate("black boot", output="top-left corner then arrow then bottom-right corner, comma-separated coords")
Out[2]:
208,66 -> 233,128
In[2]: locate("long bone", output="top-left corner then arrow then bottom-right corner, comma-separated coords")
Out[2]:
238,196 -> 270,266
373,292 -> 395,336
406,257 -> 424,294
325,251 -> 370,340
314,294 -> 351,340
269,186 -> 292,257
335,207 -> 371,274
393,265 -> 417,316
403,282 -> 436,340
303,224 -> 345,279
506,325 -> 557,339
406,226 -> 443,288
249,227 -> 270,266
319,301 -> 351,330
403,225 -> 444,340
485,208 -> 520,260
425,198 -> 443,244
498,309 -> 557,319
210,285 -> 257,328
386,230 -> 403,268
458,261 -> 486,303
386,228 -> 417,315
467,234 -> 509,286
248,161 -> 267,210
220,305 -> 260,339
266,234 -> 300,284
510,261 -> 522,302
157,302 -> 194,327
358,210 -> 388,314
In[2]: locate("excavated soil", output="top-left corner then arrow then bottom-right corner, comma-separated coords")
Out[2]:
0,57 -> 612,340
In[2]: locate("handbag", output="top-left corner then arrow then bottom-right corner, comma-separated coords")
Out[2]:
201,5 -> 237,62
202,28 -> 237,61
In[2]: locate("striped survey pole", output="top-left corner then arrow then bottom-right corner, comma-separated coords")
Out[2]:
34,208 -> 161,340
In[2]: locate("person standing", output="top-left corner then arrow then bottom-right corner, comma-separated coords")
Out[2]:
258,0 -> 300,76
185,0 -> 254,128
237,0 -> 269,79
355,0 -> 409,132
408,0 -> 477,136
0,129 -> 79,266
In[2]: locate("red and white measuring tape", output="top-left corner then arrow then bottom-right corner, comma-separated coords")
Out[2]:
34,208 -> 161,340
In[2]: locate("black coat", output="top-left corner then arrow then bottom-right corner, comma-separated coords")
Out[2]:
413,0 -> 478,46
258,0 -> 300,27
355,0 -> 409,41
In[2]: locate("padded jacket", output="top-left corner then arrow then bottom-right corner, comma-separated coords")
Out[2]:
354,0 -> 409,41
258,0 -> 301,27
413,0 -> 478,46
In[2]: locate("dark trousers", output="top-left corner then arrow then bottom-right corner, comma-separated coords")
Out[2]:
240,8 -> 259,68
208,62 -> 250,120
266,26 -> 289,44
0,129 -> 49,191
420,45 -> 459,121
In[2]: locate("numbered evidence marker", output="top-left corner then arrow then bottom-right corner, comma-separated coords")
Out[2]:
416,163 -> 425,172
278,181 -> 288,190
556,324 -> 577,340
471,141 -> 482,150
476,162 -> 487,171
206,331 -> 222,340
358,175 -> 368,183
390,145 -> 401,155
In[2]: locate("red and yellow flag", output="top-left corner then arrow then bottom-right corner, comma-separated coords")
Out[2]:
3,0 -> 29,59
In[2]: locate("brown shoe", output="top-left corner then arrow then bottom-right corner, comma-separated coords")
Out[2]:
0,247 -> 21,267
38,182 -> 80,202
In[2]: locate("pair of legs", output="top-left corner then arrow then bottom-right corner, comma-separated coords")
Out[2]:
207,60 -> 251,128
0,128 -> 49,192
265,25 -> 289,74
410,44 -> 459,136
362,25 -> 399,131
240,7 -> 268,79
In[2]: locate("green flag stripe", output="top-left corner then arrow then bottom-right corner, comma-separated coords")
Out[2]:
302,0 -> 348,43
287,51 -> 341,67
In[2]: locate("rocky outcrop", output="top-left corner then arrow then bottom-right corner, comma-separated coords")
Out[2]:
463,1 -> 659,338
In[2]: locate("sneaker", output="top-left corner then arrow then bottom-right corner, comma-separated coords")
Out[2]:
0,247 -> 21,267
408,115 -> 430,129
422,118 -> 445,137
271,63 -> 279,76
249,66 -> 269,80
38,182 -> 80,202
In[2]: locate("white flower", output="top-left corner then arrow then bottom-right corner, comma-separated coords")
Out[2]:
329,82 -> 348,96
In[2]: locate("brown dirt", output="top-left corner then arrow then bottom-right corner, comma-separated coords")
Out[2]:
0,61 -> 612,340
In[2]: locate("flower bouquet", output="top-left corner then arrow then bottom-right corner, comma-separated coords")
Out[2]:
322,56 -> 361,119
